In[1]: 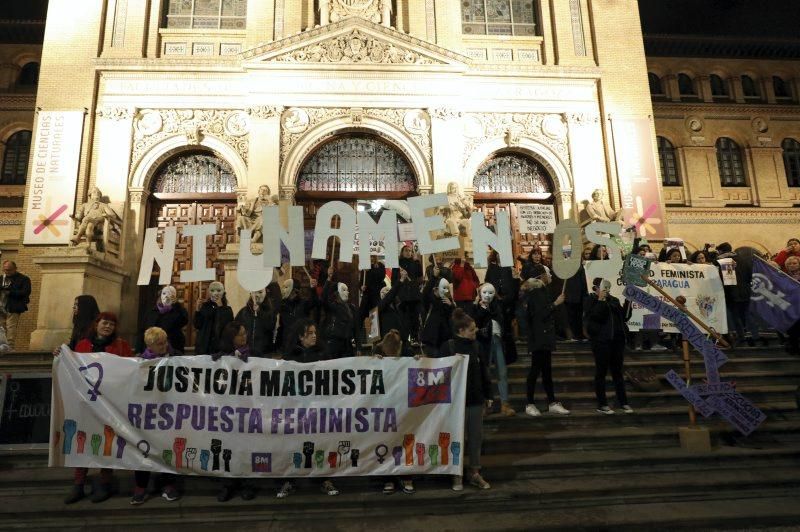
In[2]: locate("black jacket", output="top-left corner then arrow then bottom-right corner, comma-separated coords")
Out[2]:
193,301 -> 233,355
563,265 -> 588,305
360,263 -> 387,318
2,272 -> 31,314
283,343 -> 326,363
583,293 -> 627,342
136,303 -> 189,353
378,281 -> 408,339
275,290 -> 318,349
236,302 -> 277,357
467,300 -> 503,349
524,280 -> 557,352
438,335 -> 493,406
321,279 -> 358,343
392,257 -> 423,302
420,277 -> 453,349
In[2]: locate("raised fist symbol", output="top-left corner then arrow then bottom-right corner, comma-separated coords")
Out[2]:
314,450 -> 325,469
200,450 -> 210,471
211,439 -> 222,471
428,444 -> 438,466
222,449 -> 232,472
327,451 -> 338,468
392,446 -> 403,466
292,452 -> 303,469
185,448 -> 197,469
337,441 -> 351,467
451,442 -> 461,466
62,419 -> 77,455
403,434 -> 415,466
350,449 -> 360,467
302,441 -> 315,469
90,434 -> 102,456
438,433 -> 451,465
103,425 -> 115,456
173,437 -> 186,469
115,436 -> 126,459
162,449 -> 173,466
415,442 -> 425,466
76,431 -> 86,454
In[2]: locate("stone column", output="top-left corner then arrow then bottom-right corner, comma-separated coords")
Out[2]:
320,0 -> 330,25
247,106 -> 283,197
565,112 -> 606,222
94,107 -> 135,205
428,107 -> 464,193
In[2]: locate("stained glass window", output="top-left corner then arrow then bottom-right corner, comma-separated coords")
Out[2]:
462,0 -> 538,36
152,152 -> 237,193
164,0 -> 246,29
298,135 -> 416,193
473,153 -> 552,194
1,130 -> 32,185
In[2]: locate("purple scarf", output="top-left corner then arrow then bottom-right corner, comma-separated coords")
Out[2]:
156,301 -> 173,314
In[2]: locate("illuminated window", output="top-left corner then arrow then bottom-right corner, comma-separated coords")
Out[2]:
461,0 -> 538,37
163,0 -> 247,29
473,153 -> 552,194
657,137 -> 680,186
716,137 -> 746,187
783,138 -> 800,187
1,130 -> 32,185
152,152 -> 236,193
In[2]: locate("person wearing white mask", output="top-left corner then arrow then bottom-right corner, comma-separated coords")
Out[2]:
193,281 -> 234,355
320,266 -> 358,358
376,269 -> 411,356
235,287 -> 277,357
136,285 -> 189,354
468,283 -> 515,416
419,275 -> 455,356
276,277 -> 319,352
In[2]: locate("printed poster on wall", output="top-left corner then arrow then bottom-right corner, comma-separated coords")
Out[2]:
516,204 -> 556,234
49,348 -> 467,477
610,117 -> 667,239
24,110 -> 85,245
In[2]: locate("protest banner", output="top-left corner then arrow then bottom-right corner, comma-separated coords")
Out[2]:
750,256 -> 800,333
49,348 -> 467,477
585,261 -> 728,333
516,204 -> 556,235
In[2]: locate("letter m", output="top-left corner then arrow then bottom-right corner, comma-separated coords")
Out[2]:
427,370 -> 446,386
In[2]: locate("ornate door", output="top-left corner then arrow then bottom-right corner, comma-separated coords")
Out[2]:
473,201 -> 552,264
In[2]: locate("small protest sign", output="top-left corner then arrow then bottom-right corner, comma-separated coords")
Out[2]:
717,258 -> 737,286
516,204 -> 556,234
622,254 -> 652,287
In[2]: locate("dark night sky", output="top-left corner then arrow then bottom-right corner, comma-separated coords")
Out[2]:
639,0 -> 800,39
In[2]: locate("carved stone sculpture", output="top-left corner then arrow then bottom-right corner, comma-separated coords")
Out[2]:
585,189 -> 620,223
236,185 -> 274,243
70,187 -> 122,252
438,182 -> 473,238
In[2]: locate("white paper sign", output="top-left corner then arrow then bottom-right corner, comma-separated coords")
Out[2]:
516,204 -> 556,234
49,349 -> 467,477
24,111 -> 85,245
717,258 -> 737,286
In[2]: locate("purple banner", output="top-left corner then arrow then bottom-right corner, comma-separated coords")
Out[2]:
750,256 -> 800,333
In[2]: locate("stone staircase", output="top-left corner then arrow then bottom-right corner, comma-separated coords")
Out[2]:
1,341 -> 799,531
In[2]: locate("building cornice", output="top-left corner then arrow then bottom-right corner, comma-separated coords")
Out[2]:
653,101 -> 800,117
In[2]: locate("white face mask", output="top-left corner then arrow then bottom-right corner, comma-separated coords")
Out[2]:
160,286 -> 177,306
380,286 -> 391,300
337,282 -> 349,302
251,289 -> 266,305
479,283 -> 496,304
209,282 -> 225,302
437,278 -> 450,298
281,279 -> 294,299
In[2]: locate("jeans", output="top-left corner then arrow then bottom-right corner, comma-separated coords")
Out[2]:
465,404 -> 484,470
591,335 -> 628,408
527,350 -> 556,404
488,335 -> 509,402
0,312 -> 20,347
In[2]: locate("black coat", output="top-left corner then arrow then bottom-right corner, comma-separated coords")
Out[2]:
136,303 -> 189,353
420,277 -> 453,349
378,281 -> 408,340
193,301 -> 233,355
283,343 -> 326,363
583,294 -> 627,342
563,265 -> 588,305
321,280 -> 358,343
392,257 -> 423,302
275,290 -> 318,349
438,335 -> 493,406
524,280 -> 557,352
360,263 -> 387,318
2,272 -> 31,314
236,302 -> 276,357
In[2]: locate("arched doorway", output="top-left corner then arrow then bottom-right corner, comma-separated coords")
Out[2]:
139,150 -> 239,348
472,151 -> 556,264
295,133 -> 418,300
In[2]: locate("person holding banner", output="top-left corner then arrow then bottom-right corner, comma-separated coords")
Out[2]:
275,278 -> 318,351
321,267 -> 358,359
67,311 -> 132,504
68,295 -> 100,350
131,327 -> 181,505
392,245 -> 424,346
236,288 -> 277,357
377,270 -> 411,356
583,279 -> 633,415
420,277 -> 454,356
193,281 -> 234,356
438,309 -> 493,491
135,286 -> 188,354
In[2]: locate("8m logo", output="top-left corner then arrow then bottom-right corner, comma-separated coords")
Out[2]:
408,367 -> 452,408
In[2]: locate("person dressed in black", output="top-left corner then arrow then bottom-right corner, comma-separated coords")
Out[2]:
484,250 -> 520,367
376,270 -> 411,356
275,277 -> 318,350
420,276 -> 454,356
359,256 -> 387,321
235,288 -> 277,357
69,295 -> 100,349
0,260 -> 31,348
584,277 -> 632,415
563,247 -> 590,342
136,285 -> 189,354
193,281 -> 233,355
321,267 -> 358,359
392,245 -> 424,345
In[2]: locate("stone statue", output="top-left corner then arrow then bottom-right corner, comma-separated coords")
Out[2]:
70,187 -> 121,249
439,181 -> 473,238
585,189 -> 620,223
236,185 -> 274,243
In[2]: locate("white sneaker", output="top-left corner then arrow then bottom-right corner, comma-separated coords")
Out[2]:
596,406 -> 615,415
621,404 -> 635,414
451,476 -> 463,491
548,402 -> 571,415
525,404 -> 541,417
276,481 -> 294,499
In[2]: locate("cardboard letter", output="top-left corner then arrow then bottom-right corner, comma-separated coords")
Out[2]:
584,222 -> 624,283
407,193 -> 459,255
552,220 -> 582,280
311,201 -> 356,262
471,211 -> 512,268
179,224 -> 217,282
137,226 -> 177,285
357,210 -> 399,269
237,230 -> 274,292
263,206 -> 305,267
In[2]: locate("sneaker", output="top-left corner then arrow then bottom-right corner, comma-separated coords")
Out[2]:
277,481 -> 295,499
217,485 -> 234,503
500,402 -> 516,416
621,404 -> 635,414
650,344 -> 668,351
548,402 -> 571,415
161,486 -> 180,502
90,483 -> 112,503
130,491 -> 147,506
64,484 -> 85,505
383,481 -> 396,495
400,479 -> 416,495
451,476 -> 463,491
469,472 -> 491,490
321,480 -> 339,496
525,404 -> 541,417
240,485 -> 256,501
596,406 -> 615,415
